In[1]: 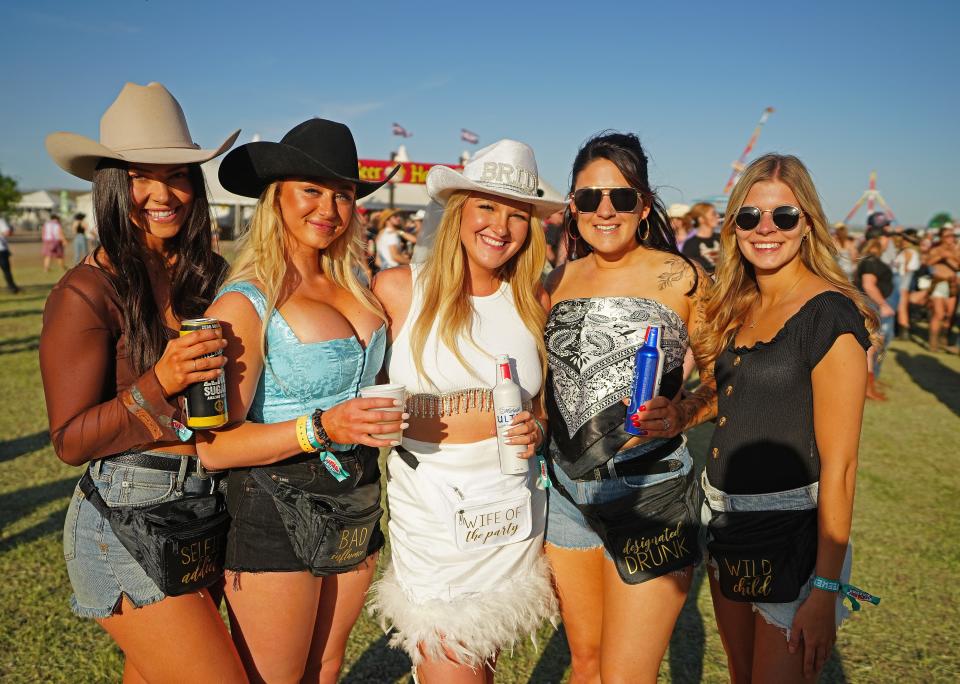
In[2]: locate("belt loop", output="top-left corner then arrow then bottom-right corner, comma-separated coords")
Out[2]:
593,467 -> 602,483
196,457 -> 208,480
91,458 -> 103,479
175,456 -> 189,492
606,459 -> 617,480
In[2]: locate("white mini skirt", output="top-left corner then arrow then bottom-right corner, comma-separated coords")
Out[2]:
368,436 -> 557,667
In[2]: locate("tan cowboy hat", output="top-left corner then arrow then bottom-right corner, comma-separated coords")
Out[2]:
46,82 -> 240,181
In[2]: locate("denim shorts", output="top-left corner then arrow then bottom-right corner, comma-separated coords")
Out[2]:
63,452 -> 218,619
546,438 -> 696,564
700,472 -> 851,639
225,447 -> 384,575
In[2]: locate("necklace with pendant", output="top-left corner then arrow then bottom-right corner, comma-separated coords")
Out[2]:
746,275 -> 804,329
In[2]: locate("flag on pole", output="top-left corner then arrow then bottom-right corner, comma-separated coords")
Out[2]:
460,128 -> 479,144
392,123 -> 412,138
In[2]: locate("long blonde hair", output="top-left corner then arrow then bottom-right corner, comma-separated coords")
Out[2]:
409,191 -> 547,390
698,154 -> 881,367
226,181 -> 385,361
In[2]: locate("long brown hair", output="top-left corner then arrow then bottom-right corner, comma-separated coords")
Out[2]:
697,154 -> 881,367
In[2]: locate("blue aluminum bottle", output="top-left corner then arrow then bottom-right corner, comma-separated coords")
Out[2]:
624,325 -> 663,435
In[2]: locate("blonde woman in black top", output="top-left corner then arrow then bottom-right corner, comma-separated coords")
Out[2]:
694,154 -> 880,682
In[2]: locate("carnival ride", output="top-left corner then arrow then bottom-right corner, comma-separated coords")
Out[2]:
723,107 -> 775,194
842,171 -> 897,224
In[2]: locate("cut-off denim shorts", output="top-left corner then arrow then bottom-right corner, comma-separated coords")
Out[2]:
700,471 -> 852,639
546,438 -> 695,564
63,451 -> 218,619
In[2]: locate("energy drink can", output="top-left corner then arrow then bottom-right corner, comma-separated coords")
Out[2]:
180,318 -> 228,429
625,325 -> 663,436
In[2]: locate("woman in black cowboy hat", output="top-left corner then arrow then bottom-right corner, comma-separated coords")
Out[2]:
197,118 -> 403,683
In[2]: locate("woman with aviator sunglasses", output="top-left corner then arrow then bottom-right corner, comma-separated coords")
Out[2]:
697,154 -> 880,682
543,132 -> 716,682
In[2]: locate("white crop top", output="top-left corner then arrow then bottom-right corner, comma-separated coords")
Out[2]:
387,264 -> 543,415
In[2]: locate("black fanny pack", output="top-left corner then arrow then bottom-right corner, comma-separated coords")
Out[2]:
78,469 -> 229,596
250,466 -> 383,576
551,457 -> 700,584
707,507 -> 818,603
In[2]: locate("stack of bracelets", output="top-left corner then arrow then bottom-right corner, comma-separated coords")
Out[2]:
295,409 -> 350,483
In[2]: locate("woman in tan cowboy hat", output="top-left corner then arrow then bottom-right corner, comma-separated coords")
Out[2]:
39,82 -> 245,682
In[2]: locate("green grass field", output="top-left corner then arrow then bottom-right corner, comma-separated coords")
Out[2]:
1,243 -> 957,682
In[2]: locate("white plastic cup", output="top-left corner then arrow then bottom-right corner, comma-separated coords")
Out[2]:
358,383 -> 406,442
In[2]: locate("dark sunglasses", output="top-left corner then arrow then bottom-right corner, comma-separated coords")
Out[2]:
735,205 -> 805,231
571,187 -> 641,213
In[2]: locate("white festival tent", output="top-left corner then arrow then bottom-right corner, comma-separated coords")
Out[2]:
16,190 -> 58,210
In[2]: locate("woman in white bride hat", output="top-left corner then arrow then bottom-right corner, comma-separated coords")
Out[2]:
369,139 -> 564,682
40,82 -> 245,682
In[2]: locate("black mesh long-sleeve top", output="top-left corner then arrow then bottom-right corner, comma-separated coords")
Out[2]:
706,291 -> 870,495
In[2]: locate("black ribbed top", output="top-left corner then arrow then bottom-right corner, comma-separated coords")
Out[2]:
706,291 -> 870,495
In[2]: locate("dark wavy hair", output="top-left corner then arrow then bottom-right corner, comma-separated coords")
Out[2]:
91,161 -> 228,375
565,131 -> 698,295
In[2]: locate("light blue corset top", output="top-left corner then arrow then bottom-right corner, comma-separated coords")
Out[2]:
215,282 -> 386,430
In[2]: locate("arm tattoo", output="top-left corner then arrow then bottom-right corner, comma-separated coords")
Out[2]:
657,257 -> 687,290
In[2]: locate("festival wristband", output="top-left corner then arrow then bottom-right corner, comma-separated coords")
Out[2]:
296,415 -> 318,453
171,419 -> 193,443
319,451 -> 350,482
304,413 -> 323,450
813,576 -> 881,611
536,454 -> 552,490
533,418 -> 546,454
812,576 -> 840,593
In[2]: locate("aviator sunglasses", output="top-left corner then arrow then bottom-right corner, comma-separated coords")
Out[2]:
571,187 -> 641,213
735,205 -> 805,231
735,204 -> 803,230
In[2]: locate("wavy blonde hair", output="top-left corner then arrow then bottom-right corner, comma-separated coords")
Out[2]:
410,191 -> 547,391
697,154 -> 881,367
225,181 -> 385,361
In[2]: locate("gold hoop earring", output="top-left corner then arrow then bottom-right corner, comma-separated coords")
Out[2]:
638,219 -> 651,242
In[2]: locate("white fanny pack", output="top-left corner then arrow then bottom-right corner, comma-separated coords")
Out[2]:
416,462 -> 533,552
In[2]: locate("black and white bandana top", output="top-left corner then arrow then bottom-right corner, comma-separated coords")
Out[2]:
545,297 -> 689,479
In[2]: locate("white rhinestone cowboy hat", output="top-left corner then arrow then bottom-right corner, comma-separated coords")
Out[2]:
46,82 -> 240,181
426,139 -> 565,218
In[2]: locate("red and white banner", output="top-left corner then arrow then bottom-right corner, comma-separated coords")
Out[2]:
461,129 -> 479,144
392,122 -> 412,138
358,159 -> 463,185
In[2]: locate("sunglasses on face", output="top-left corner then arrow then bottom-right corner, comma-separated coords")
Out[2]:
735,205 -> 805,231
571,187 -> 641,213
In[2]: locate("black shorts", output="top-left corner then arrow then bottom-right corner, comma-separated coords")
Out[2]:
225,447 -> 384,575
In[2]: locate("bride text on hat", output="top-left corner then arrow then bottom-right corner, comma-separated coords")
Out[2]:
480,162 -> 537,195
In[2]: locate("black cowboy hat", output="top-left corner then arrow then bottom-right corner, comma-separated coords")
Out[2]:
218,118 -> 398,199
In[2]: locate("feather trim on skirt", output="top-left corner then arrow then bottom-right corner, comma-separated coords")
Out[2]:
368,553 -> 559,667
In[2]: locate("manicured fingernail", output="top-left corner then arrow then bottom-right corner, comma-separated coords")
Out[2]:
393,399 -> 403,407
400,423 -> 409,429
637,430 -> 648,436
402,412 -> 410,420
391,440 -> 400,446
638,406 -> 647,412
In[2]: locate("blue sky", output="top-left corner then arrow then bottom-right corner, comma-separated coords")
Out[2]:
2,0 -> 957,226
